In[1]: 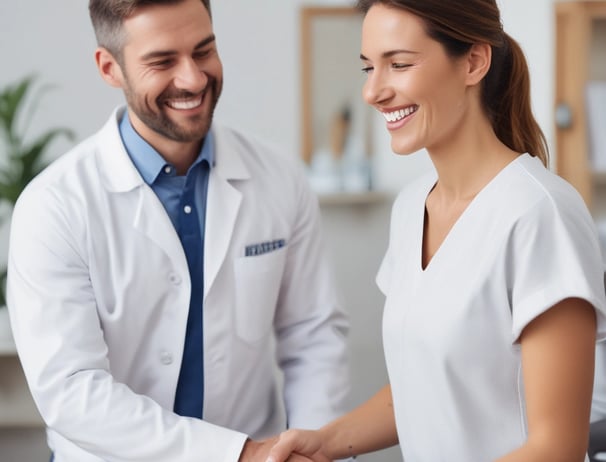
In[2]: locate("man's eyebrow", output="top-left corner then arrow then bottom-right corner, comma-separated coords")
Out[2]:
141,35 -> 216,61
360,49 -> 419,60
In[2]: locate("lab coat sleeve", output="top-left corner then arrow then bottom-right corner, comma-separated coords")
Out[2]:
273,164 -> 351,429
7,184 -> 247,462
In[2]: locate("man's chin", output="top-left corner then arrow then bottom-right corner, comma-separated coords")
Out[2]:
154,116 -> 210,141
159,126 -> 211,143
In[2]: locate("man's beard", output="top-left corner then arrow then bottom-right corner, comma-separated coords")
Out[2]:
124,78 -> 222,143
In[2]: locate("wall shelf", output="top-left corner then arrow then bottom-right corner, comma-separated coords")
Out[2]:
0,309 -> 16,356
594,172 -> 606,186
555,1 -> 606,214
318,190 -> 391,206
0,355 -> 44,428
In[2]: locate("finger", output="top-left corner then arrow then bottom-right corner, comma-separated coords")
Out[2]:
266,435 -> 296,462
285,455 -> 314,462
266,430 -> 329,462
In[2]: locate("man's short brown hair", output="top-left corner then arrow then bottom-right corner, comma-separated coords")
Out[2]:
88,0 -> 212,60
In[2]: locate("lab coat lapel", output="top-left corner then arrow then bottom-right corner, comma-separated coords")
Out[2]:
204,126 -> 250,299
134,187 -> 188,271
95,107 -> 188,271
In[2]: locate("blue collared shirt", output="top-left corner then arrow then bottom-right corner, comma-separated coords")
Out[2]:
118,112 -> 213,234
119,111 -> 211,418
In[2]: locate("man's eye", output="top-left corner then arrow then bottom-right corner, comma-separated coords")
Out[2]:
194,50 -> 211,60
150,60 -> 172,68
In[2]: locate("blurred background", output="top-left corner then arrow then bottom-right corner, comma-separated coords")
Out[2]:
0,0 -> 603,461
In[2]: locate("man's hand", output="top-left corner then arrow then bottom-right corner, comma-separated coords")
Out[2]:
239,437 -> 320,462
265,430 -> 331,462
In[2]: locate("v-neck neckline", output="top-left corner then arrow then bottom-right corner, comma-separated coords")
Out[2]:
419,178 -> 471,272
418,154 -> 527,272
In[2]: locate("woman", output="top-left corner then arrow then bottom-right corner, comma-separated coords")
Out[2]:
266,1 -> 606,461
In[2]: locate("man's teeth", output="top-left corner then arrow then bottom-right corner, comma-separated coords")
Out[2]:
167,97 -> 202,110
383,106 -> 417,122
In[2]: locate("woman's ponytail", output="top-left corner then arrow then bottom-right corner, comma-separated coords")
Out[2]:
484,34 -> 549,166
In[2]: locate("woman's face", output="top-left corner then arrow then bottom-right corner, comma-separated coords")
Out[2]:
360,4 -> 472,155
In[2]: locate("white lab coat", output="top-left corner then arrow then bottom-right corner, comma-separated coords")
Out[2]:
7,108 -> 350,462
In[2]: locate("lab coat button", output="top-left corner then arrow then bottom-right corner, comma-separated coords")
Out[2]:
160,351 -> 173,365
168,272 -> 181,285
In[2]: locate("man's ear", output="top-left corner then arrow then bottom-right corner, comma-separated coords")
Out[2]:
465,42 -> 492,86
95,47 -> 125,88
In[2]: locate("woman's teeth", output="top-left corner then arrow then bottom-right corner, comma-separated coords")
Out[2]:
383,105 -> 418,122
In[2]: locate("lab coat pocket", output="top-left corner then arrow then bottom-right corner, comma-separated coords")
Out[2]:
234,246 -> 287,343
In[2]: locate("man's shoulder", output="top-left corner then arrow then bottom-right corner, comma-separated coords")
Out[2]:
26,109 -> 125,193
211,123 -> 303,178
29,133 -> 100,188
212,124 -> 284,157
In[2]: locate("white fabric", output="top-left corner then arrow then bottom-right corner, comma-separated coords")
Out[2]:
7,108 -> 350,462
377,154 -> 606,462
593,342 -> 606,422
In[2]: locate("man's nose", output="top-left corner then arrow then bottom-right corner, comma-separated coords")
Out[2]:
173,58 -> 208,93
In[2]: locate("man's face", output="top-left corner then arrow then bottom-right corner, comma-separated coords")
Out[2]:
116,0 -> 223,147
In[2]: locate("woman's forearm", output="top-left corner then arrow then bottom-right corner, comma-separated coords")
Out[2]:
320,384 -> 399,459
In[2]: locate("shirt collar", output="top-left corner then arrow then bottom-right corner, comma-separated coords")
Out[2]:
119,111 -> 214,185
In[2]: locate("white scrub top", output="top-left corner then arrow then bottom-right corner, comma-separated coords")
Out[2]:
593,341 -> 606,422
377,154 -> 606,461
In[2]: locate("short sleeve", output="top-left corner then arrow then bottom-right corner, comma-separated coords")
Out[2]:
508,195 -> 606,342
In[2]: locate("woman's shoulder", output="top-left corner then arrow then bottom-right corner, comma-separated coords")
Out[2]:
510,154 -> 590,219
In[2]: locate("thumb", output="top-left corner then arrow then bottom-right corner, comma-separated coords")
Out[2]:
265,430 -> 328,462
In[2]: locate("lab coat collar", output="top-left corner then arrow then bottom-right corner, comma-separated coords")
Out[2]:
95,106 -> 252,193
95,107 -> 145,193
209,122 -> 252,182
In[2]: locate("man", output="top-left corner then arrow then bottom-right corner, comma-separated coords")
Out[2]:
6,0 -> 350,461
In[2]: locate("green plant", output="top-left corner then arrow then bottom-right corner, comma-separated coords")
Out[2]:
0,76 -> 74,307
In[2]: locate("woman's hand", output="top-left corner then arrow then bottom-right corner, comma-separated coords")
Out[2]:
266,429 -> 331,462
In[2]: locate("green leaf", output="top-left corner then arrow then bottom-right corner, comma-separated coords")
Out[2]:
0,76 -> 35,144
0,76 -> 74,286
0,77 -> 73,206
0,269 -> 6,308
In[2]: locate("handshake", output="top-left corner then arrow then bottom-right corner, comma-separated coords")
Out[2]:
239,384 -> 397,462
239,429 -> 333,462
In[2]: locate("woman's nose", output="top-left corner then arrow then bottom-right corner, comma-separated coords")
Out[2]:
362,70 -> 393,107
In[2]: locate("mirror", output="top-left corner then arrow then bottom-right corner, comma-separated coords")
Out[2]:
300,6 -> 373,194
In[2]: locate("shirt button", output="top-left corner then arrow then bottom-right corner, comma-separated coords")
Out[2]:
168,272 -> 182,285
164,166 -> 172,174
184,205 -> 192,214
160,351 -> 173,365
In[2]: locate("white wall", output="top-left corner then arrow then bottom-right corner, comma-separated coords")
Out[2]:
0,0 -> 556,187
0,1 -> 557,461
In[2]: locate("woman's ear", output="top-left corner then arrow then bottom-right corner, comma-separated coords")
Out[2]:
95,47 -> 125,89
465,42 -> 492,86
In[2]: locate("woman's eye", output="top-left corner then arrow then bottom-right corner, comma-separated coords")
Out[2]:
392,63 -> 412,70
361,66 -> 374,74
